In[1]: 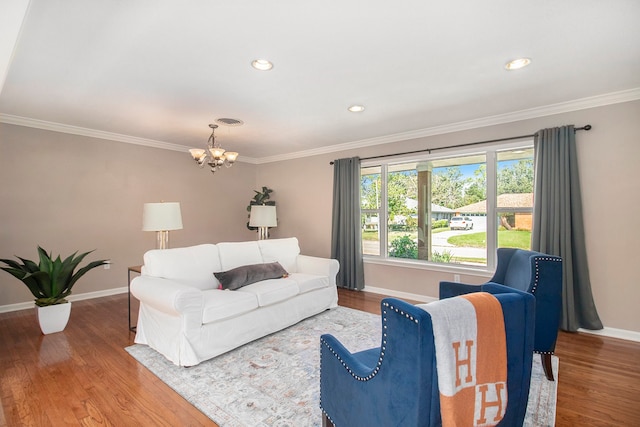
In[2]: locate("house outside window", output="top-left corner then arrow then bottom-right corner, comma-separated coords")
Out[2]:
360,143 -> 534,270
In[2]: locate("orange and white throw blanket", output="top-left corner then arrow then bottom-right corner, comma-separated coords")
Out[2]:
420,292 -> 507,426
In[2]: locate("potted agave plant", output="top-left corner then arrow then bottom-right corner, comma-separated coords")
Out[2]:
0,246 -> 108,334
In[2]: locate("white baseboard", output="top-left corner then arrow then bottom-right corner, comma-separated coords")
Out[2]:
0,287 -> 129,313
363,286 -> 640,343
578,327 -> 640,343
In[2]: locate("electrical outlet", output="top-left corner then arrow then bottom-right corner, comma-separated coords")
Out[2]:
454,274 -> 460,283
104,262 -> 111,270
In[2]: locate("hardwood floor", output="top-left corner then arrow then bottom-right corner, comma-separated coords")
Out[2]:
1,289 -> 638,426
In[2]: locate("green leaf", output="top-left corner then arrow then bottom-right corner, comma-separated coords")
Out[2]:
67,258 -> 109,290
1,246 -> 109,306
0,267 -> 48,299
17,256 -> 39,273
0,259 -> 28,273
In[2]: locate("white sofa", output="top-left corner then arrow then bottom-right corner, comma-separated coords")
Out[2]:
130,237 -> 339,366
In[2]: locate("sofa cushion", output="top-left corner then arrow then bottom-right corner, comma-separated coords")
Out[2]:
217,241 -> 263,271
258,237 -> 300,273
143,244 -> 221,290
202,289 -> 259,324
237,277 -> 300,307
289,273 -> 330,294
214,262 -> 289,291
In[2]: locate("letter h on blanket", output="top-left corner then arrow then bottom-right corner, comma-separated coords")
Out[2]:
319,286 -> 535,427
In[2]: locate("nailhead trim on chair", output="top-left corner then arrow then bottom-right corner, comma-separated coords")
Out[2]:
319,301 -> 422,423
531,255 -> 561,357
531,256 -> 562,295
319,301 -> 419,384
321,409 -> 335,427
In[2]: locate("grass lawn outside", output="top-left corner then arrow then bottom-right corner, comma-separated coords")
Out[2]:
365,229 -> 531,249
448,230 -> 531,250
363,228 -> 531,264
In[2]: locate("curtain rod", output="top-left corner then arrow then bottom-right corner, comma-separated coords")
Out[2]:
329,124 -> 592,165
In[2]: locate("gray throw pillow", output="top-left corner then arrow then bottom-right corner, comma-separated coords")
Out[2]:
214,262 -> 289,290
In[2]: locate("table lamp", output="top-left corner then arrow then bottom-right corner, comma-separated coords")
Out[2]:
142,202 -> 183,249
249,205 -> 277,240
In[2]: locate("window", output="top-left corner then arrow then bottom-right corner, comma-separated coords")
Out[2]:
360,143 -> 534,269
497,148 -> 534,250
361,166 -> 382,256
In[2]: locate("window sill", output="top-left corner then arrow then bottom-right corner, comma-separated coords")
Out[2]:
363,255 -> 494,279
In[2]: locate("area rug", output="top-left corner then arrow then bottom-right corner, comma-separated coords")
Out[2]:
126,306 -> 558,427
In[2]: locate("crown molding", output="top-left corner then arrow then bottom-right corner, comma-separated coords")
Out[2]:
0,114 -> 189,151
0,114 -> 259,164
2,87 -> 639,164
256,87 -> 640,163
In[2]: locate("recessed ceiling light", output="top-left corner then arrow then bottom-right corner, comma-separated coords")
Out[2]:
251,59 -> 273,71
348,105 -> 365,113
505,58 -> 531,71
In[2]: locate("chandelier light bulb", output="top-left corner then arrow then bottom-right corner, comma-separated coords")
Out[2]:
225,152 -> 239,163
210,147 -> 226,158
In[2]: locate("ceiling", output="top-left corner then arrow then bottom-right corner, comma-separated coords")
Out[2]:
1,0 -> 639,162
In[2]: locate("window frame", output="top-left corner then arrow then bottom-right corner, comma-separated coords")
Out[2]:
360,140 -> 534,273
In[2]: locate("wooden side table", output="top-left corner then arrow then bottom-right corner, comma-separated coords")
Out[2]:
128,265 -> 142,332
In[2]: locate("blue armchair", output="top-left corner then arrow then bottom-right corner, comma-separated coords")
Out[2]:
319,286 -> 535,427
440,248 -> 562,381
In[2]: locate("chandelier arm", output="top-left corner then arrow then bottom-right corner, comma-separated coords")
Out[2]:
207,123 -> 218,153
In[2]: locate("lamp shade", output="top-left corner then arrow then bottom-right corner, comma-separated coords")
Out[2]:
142,202 -> 183,231
249,205 -> 277,227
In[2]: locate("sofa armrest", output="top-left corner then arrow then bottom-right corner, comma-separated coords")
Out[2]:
130,276 -> 204,316
296,255 -> 340,286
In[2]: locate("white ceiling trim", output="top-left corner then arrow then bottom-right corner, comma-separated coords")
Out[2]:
2,87 -> 639,165
255,87 -> 640,164
0,114 -> 191,151
0,114 -> 259,164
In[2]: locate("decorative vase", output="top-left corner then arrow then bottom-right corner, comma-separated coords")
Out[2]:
36,302 -> 72,334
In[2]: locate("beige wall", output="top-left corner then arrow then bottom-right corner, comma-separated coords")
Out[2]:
3,100 -> 639,333
0,123 -> 257,306
255,154 -> 336,257
258,100 -> 640,333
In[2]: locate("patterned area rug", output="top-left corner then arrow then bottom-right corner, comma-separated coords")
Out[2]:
126,306 -> 557,427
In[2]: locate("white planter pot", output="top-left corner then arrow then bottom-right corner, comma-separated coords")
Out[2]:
36,302 -> 72,334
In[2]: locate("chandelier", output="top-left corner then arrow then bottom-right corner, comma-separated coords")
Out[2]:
188,123 -> 239,174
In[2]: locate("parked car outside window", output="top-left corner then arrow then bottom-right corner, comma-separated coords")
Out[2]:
449,216 -> 474,230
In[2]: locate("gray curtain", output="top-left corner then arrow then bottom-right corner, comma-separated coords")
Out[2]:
532,125 -> 603,331
331,157 -> 364,290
